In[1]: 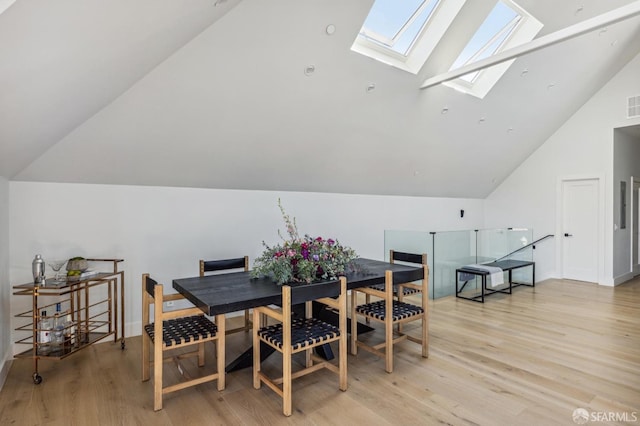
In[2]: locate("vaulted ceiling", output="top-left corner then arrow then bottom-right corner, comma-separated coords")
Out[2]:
1,0 -> 639,198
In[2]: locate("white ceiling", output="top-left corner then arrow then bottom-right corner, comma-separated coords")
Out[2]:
2,0 -> 639,198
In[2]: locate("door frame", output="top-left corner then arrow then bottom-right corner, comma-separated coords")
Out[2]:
631,176 -> 640,275
555,174 -> 605,284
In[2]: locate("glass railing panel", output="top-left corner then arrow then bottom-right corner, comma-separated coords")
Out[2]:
384,227 -> 538,299
476,228 -> 504,262
476,228 -> 532,262
505,228 -> 534,262
510,245 -> 534,283
506,230 -> 534,284
432,230 -> 477,299
478,227 -> 534,284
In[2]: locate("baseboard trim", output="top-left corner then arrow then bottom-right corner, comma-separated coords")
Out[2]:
0,352 -> 13,391
613,271 -> 636,286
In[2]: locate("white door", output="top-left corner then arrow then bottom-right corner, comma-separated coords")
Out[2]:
562,179 -> 599,282
633,179 -> 640,275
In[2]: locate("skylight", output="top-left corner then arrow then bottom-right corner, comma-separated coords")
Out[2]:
444,0 -> 543,98
353,0 -> 543,97
352,0 -> 467,74
451,2 -> 521,83
359,0 -> 440,56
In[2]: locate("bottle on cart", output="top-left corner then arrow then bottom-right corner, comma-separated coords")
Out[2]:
64,310 -> 75,349
37,311 -> 52,355
52,303 -> 65,349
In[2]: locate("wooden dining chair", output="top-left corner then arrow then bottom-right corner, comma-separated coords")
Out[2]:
253,277 -> 348,416
350,252 -> 428,373
365,250 -> 427,332
366,250 -> 425,300
141,274 -> 225,411
200,256 -> 252,334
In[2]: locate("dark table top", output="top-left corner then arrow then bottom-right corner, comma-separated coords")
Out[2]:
172,257 -> 425,316
457,259 -> 534,274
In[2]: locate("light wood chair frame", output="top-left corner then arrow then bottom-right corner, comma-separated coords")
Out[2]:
365,250 -> 426,312
141,273 -> 225,411
200,256 -> 252,334
350,254 -> 429,373
253,277 -> 348,416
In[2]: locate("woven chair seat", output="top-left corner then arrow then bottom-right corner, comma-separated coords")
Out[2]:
368,283 -> 421,296
258,317 -> 340,351
355,300 -> 423,321
144,315 -> 218,347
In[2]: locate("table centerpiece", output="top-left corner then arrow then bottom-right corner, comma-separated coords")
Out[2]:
252,200 -> 358,285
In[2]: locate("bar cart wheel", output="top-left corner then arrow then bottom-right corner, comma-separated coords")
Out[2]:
121,340 -> 125,350
32,372 -> 42,384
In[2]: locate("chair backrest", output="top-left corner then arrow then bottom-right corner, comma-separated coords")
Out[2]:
200,256 -> 249,277
390,250 -> 427,266
278,277 -> 347,324
287,279 -> 343,306
142,273 -> 201,325
142,274 -> 161,334
388,251 -> 429,299
144,274 -> 159,298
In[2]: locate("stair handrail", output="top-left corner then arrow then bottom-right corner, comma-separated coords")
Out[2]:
495,234 -> 554,262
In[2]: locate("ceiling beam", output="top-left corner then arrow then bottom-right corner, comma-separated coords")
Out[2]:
420,0 -> 640,90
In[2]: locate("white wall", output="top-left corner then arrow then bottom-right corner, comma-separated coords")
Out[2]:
0,176 -> 10,388
485,52 -> 640,285
613,128 -> 640,282
9,182 -> 484,344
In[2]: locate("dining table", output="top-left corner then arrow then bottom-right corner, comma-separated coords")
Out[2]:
172,257 -> 425,372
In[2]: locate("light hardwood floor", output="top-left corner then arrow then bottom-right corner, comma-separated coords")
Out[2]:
1,277 -> 638,425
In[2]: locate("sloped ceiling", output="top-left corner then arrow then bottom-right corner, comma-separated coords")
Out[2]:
2,0 -> 640,198
0,0 -> 241,178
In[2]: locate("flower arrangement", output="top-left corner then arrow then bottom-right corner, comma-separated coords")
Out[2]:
252,200 -> 358,285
